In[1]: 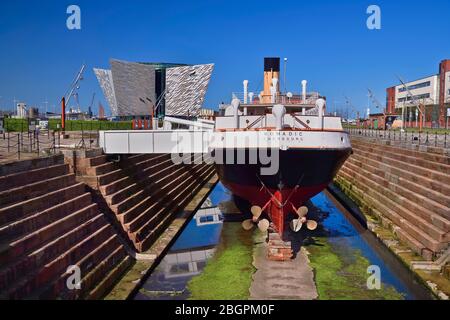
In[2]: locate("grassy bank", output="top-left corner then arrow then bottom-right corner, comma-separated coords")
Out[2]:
3,118 -> 132,132
187,222 -> 255,300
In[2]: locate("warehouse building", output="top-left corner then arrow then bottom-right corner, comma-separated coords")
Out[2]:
386,59 -> 450,128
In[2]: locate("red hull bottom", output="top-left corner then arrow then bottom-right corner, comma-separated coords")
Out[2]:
223,181 -> 329,237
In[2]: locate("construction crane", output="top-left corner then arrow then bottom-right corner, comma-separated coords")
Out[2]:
343,95 -> 359,122
367,88 -> 387,129
61,64 -> 86,130
63,64 -> 85,107
367,89 -> 385,113
396,75 -> 425,132
88,93 -> 96,118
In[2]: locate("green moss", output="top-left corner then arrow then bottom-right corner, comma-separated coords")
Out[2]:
104,260 -> 148,300
187,223 -> 255,300
307,239 -> 405,300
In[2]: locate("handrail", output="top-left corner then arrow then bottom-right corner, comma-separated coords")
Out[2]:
246,115 -> 265,130
291,115 -> 311,130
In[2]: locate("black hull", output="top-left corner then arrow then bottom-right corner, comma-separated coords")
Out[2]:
215,148 -> 352,190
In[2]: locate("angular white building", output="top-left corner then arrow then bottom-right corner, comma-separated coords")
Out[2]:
94,59 -> 214,118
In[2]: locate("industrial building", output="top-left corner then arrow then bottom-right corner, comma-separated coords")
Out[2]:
386,59 -> 450,128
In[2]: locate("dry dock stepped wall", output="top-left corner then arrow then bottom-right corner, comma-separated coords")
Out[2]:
64,150 -> 216,253
0,150 -> 215,299
335,137 -> 450,261
0,154 -> 132,299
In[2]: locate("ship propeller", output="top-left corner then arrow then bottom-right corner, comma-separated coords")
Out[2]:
242,206 -> 270,232
257,219 -> 270,232
306,220 -> 318,231
297,206 -> 309,218
242,218 -> 271,232
290,206 -> 319,232
251,206 -> 263,222
242,219 -> 255,231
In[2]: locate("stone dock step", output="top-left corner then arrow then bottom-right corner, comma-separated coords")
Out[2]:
336,137 -> 450,260
351,140 -> 450,182
73,150 -> 217,254
0,155 -> 132,299
343,158 -> 450,231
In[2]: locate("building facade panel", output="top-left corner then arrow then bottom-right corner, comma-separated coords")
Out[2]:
394,75 -> 439,109
165,64 -> 214,117
93,68 -> 118,117
386,86 -> 396,114
439,60 -> 450,124
445,71 -> 450,102
110,59 -> 157,116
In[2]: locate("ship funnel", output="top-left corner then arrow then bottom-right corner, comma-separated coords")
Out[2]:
272,104 -> 286,130
231,98 -> 240,128
262,58 -> 280,103
249,92 -> 254,104
243,80 -> 249,104
301,80 -> 307,102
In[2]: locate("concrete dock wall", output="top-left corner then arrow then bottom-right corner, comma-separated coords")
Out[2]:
335,136 -> 450,260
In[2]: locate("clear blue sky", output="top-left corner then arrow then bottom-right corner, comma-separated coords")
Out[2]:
0,0 -> 449,117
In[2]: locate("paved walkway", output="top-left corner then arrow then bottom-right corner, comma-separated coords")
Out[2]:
250,231 -> 318,300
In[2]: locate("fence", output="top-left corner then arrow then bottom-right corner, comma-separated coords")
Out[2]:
0,129 -> 100,161
2,119 -> 133,132
348,128 -> 449,149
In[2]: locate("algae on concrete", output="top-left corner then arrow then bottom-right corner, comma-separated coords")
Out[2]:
333,175 -> 448,299
307,239 -> 405,300
187,222 -> 255,300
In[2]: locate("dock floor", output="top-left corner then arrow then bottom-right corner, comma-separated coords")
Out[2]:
250,231 -> 318,300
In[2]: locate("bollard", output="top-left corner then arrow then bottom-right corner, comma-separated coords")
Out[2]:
7,132 -> 10,152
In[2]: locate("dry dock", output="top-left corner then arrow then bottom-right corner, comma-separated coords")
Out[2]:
0,129 -> 448,300
0,147 -> 216,299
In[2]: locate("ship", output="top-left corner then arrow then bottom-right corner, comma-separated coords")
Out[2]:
212,57 -> 352,244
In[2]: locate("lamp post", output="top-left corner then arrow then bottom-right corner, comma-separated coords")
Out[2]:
283,58 -> 288,94
415,108 -> 418,128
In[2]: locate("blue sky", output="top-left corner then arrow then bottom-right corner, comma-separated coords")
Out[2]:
0,0 -> 449,117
